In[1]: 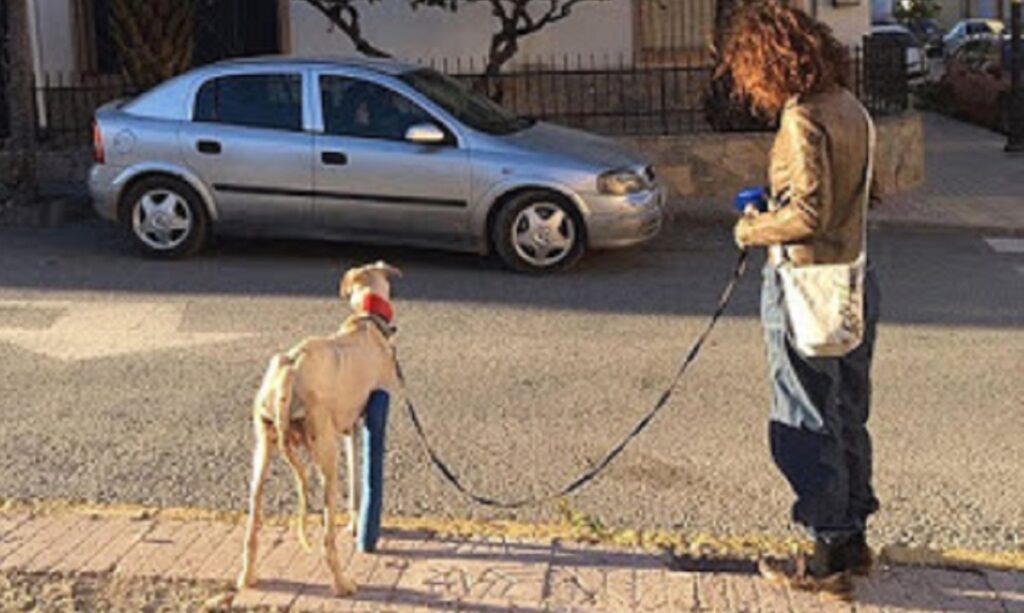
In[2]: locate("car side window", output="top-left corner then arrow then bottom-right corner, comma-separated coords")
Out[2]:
320,75 -> 437,141
193,73 -> 302,131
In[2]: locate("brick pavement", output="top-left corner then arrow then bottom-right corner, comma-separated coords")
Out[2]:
0,508 -> 1021,611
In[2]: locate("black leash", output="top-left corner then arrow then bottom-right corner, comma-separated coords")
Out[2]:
396,249 -> 749,509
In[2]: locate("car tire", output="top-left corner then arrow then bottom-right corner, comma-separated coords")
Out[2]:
121,176 -> 209,259
492,190 -> 585,274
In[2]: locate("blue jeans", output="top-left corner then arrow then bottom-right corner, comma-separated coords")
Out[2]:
761,263 -> 881,538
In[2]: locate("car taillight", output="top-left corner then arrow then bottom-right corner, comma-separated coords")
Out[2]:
92,121 -> 105,164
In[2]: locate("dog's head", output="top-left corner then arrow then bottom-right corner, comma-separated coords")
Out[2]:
339,260 -> 402,311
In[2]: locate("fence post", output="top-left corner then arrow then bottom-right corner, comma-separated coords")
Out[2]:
5,0 -> 37,207
1005,0 -> 1023,153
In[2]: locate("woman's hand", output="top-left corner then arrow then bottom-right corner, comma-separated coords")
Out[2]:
734,212 -> 758,249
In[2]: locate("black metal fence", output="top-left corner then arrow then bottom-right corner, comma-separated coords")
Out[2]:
1,0 -> 10,140
26,40 -> 908,148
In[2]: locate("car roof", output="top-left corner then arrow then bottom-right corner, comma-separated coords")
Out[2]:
871,23 -> 911,33
210,55 -> 423,76
958,18 -> 1003,26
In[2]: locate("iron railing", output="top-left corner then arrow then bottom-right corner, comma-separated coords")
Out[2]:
27,40 -> 908,147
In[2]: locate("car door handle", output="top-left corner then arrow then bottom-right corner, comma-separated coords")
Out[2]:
321,151 -> 348,166
197,139 -> 221,155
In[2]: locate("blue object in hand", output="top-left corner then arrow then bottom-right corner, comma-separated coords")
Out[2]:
734,186 -> 768,214
357,390 -> 389,553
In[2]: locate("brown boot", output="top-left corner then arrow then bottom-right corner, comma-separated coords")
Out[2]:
844,532 -> 876,576
758,538 -> 853,602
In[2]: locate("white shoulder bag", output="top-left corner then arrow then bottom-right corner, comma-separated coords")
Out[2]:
777,106 -> 875,358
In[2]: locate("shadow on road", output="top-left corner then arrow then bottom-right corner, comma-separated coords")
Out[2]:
1,215 -> 1021,328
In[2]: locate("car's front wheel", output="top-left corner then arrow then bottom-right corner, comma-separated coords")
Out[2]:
492,191 -> 585,274
121,176 -> 208,258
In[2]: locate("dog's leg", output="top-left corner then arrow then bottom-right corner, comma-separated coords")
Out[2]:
315,431 -> 357,597
344,430 -> 359,535
238,422 -> 272,590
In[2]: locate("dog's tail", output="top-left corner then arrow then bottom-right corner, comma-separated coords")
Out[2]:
266,353 -> 312,552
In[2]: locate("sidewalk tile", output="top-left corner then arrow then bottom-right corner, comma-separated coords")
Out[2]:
696,572 -> 733,611
232,526 -> 304,609
663,570 -> 699,611
290,529 -> 358,612
139,519 -> 210,578
49,516 -> 135,574
114,519 -> 186,577
0,514 -> 83,571
194,523 -> 246,581
376,529 -> 451,610
726,574 -> 763,612
752,578 -> 793,613
22,515 -> 96,572
78,518 -> 154,574
0,513 -> 31,541
172,520 -> 236,577
0,515 -> 59,566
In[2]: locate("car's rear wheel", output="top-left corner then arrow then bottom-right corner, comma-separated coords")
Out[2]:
121,176 -> 208,259
492,190 -> 585,274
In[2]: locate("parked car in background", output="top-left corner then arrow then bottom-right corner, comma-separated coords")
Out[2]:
871,23 -> 927,80
940,38 -> 1016,132
905,17 -> 945,57
942,19 -> 1004,58
89,57 -> 664,273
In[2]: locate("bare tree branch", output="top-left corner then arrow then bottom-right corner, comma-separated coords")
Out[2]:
301,0 -> 392,58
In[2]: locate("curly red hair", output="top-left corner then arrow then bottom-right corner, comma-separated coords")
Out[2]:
718,1 -> 849,116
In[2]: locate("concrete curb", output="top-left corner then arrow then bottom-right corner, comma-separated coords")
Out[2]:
4,497 -> 1022,573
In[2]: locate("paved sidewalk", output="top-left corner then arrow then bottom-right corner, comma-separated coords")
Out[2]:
676,112 -> 1024,234
868,112 -> 1024,233
1,508 -> 1021,611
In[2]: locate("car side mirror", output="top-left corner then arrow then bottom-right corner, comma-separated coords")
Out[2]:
405,123 -> 446,145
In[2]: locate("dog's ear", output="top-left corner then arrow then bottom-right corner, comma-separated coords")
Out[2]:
371,260 -> 402,279
339,268 -> 362,300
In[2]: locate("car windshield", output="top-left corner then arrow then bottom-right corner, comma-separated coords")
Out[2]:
399,69 -> 534,135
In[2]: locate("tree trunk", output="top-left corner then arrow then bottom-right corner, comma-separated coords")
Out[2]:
5,0 -> 37,207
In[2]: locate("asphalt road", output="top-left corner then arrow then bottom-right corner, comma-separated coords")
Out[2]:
0,217 -> 1021,553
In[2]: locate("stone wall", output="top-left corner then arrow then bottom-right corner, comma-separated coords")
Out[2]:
623,112 -> 925,217
1,113 -> 924,224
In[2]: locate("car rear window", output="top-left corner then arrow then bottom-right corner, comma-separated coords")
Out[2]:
193,73 -> 302,131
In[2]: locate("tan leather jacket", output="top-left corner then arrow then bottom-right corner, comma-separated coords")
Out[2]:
737,87 -> 878,265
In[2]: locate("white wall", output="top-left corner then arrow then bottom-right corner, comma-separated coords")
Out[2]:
288,0 -> 633,69
816,1 -> 874,46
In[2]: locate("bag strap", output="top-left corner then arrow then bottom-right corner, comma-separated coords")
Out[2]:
859,103 -> 876,258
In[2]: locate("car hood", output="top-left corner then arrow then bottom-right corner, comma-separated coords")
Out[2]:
496,121 -> 645,169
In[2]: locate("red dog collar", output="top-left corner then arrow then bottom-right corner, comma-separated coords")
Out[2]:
362,293 -> 393,323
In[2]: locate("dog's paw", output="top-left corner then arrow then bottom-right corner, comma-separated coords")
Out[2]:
332,576 -> 358,597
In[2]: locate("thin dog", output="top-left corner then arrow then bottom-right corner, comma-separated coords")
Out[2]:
238,261 -> 401,597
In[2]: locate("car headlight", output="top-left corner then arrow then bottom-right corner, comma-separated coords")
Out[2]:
597,169 -> 649,195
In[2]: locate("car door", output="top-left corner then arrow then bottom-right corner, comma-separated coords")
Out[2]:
179,70 -> 313,227
311,72 -> 471,243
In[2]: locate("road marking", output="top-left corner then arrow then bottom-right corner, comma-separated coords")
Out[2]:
983,237 -> 1024,254
0,300 -> 252,361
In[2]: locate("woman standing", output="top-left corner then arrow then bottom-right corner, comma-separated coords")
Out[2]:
722,1 -> 881,599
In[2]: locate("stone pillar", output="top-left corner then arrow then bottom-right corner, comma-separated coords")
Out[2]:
5,0 -> 37,207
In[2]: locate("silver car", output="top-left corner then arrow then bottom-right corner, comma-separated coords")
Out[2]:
89,57 -> 664,272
